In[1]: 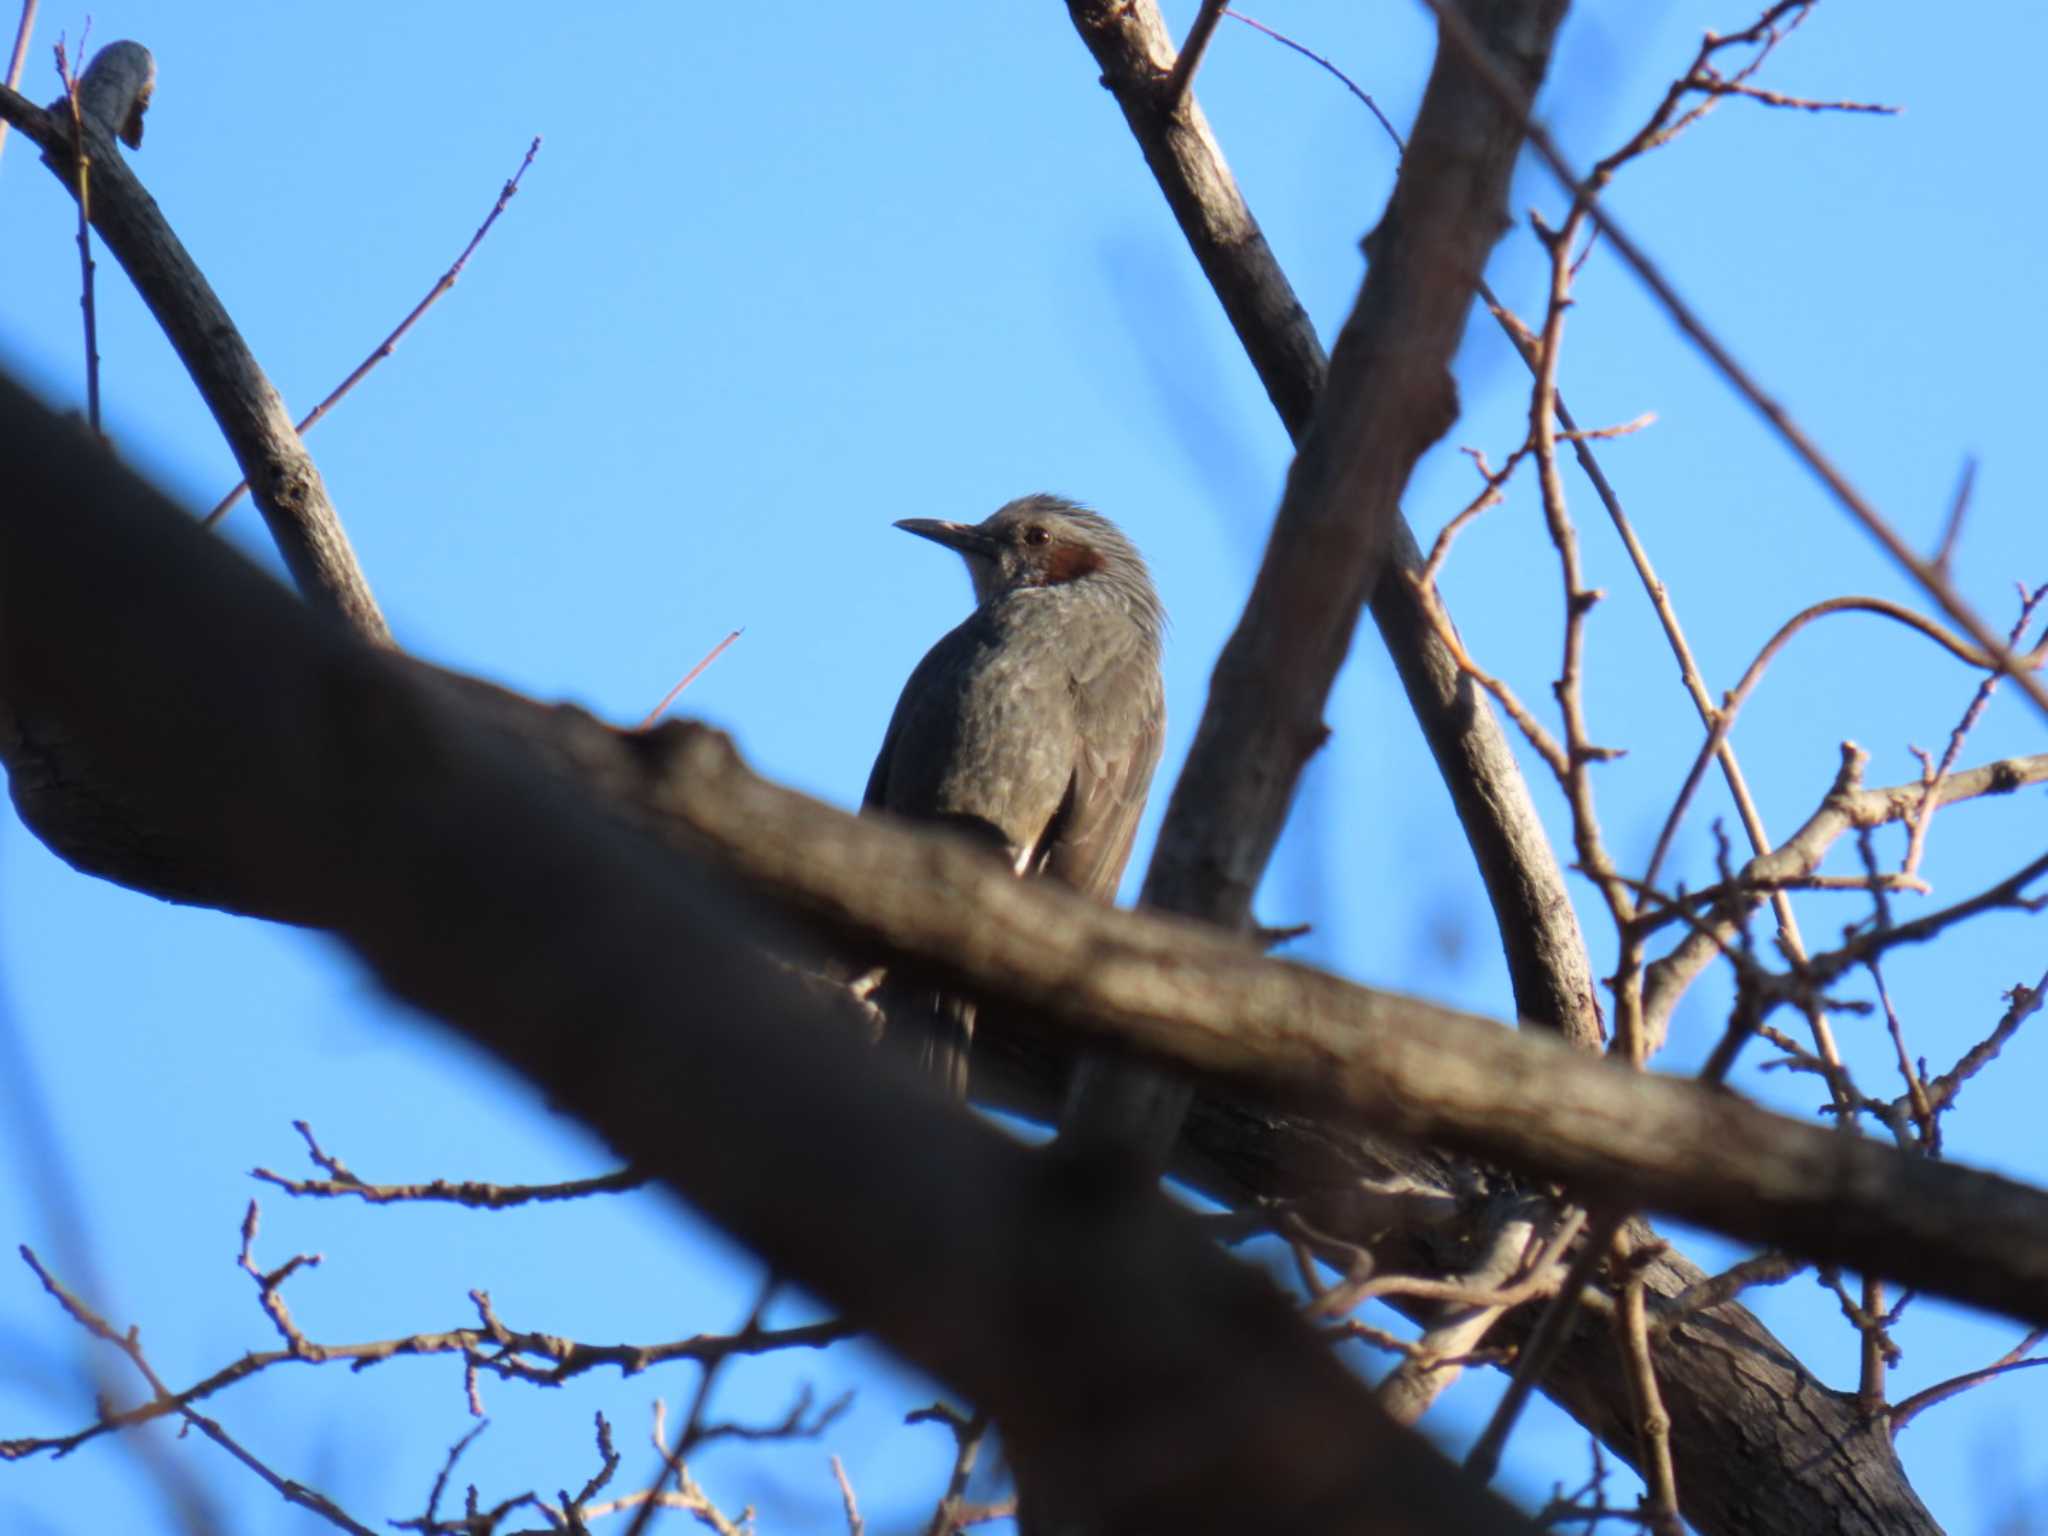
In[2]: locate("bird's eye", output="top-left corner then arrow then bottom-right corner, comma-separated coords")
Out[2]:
1024,525 -> 1051,547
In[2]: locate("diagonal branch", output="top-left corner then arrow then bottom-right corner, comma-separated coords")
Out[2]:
0,365 -> 1960,1534
1063,0 -> 1601,1051
1417,0 -> 2048,725
7,373 -> 2048,1336
0,364 -> 1537,1536
1059,0 -> 1589,1169
0,48 -> 388,642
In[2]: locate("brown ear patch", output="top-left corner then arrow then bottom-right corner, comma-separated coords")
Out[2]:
1041,541 -> 1105,584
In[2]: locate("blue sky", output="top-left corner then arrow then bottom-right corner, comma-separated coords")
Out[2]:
2,2 -> 2044,1531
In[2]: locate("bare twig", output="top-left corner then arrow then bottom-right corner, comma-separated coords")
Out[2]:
1419,0 -> 2048,724
53,35 -> 99,434
1903,582 -> 2048,876
1645,745 -> 2048,1037
909,1402 -> 996,1536
635,628 -> 744,730
1932,458 -> 1975,572
1888,1329 -> 2048,1437
1651,1250 -> 1804,1335
0,0 -> 34,163
1467,1211 -> 1625,1483
830,1454 -> 866,1536
252,1118 -> 648,1207
0,1231 -> 850,1461
1644,593 -> 2047,905
1613,1264 -> 1682,1535
1377,1209 -> 1578,1425
1911,965 -> 2048,1123
1225,8 -> 1405,149
202,135 -> 543,528
14,1246 -> 378,1536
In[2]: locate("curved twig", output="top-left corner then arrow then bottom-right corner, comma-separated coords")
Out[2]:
1643,595 -> 2043,899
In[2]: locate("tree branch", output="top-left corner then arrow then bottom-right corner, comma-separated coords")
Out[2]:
6,373 -> 2048,1337
0,365 -> 1535,1536
0,49 -> 388,641
1063,0 -> 1601,1048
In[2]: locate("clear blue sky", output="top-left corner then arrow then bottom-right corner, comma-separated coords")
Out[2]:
3,2 -> 2044,1531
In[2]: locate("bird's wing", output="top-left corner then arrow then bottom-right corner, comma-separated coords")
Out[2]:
863,619 -> 976,812
862,697 -> 904,811
1041,661 -> 1165,901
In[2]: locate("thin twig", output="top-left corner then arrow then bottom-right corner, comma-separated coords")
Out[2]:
1903,582 -> 2048,876
1888,1329 -> 2048,1436
54,34 -> 99,434
203,136 -> 544,527
635,628 -> 745,729
1932,457 -> 1976,571
1,1234 -> 850,1460
1466,1211 -> 1623,1484
1651,1250 -> 1804,1335
1644,593 -> 2047,902
909,1403 -> 995,1536
1613,1265 -> 1682,1535
1418,0 -> 2048,725
1912,964 -> 2048,1123
0,0 -> 36,163
15,1246 -> 379,1536
831,1454 -> 866,1536
1225,8 -> 1406,149
252,1117 -> 649,1207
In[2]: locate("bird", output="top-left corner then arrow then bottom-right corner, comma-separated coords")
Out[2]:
863,494 -> 1166,1096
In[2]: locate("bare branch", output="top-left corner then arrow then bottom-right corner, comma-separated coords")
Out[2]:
1644,744 -> 2048,1033
1417,0 -> 2048,724
830,1455 -> 865,1536
1063,0 -> 1602,1051
0,0 -> 36,164
252,1119 -> 649,1207
1162,0 -> 1227,108
1466,1212 -> 1626,1484
202,135 -> 544,529
12,1247 -> 379,1536
1613,1256 -> 1682,1536
1888,1329 -> 2048,1437
7,381 -> 2048,1340
0,54 -> 388,640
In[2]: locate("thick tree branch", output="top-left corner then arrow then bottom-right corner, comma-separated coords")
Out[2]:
6,374 -> 2048,1341
0,370 -> 1529,1536
1065,0 -> 1600,1046
0,49 -> 388,641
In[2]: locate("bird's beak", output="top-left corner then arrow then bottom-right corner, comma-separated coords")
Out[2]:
895,518 -> 997,558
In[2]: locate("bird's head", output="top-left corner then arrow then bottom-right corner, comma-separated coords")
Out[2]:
895,494 -> 1164,640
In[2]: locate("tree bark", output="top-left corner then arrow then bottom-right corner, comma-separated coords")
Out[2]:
0,374 -> 1546,1536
